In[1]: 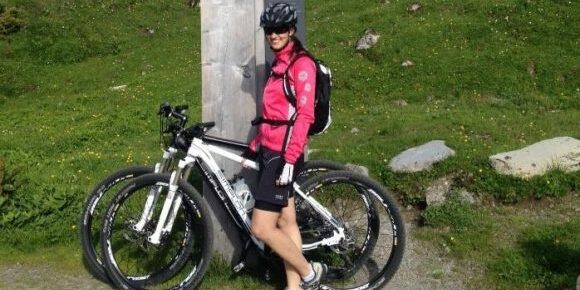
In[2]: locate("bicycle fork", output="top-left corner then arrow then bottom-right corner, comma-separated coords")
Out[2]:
130,151 -> 192,245
132,149 -> 177,233
147,162 -> 193,245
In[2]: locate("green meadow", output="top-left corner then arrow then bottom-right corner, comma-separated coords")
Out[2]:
0,1 -> 578,289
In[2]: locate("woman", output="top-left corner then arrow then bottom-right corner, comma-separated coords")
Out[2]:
243,3 -> 326,290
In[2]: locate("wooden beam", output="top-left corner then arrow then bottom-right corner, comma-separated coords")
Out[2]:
200,0 -> 305,264
200,0 -> 264,263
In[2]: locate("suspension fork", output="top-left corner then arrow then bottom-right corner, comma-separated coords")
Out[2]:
148,161 -> 194,245
132,149 -> 176,232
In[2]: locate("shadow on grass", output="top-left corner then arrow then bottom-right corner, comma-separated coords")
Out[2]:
519,227 -> 580,290
491,220 -> 580,290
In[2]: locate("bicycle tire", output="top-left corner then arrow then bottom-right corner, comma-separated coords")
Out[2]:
298,171 -> 405,290
80,166 -> 154,283
100,173 -> 214,290
297,160 -> 346,182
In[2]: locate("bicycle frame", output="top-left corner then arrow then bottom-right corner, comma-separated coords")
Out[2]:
144,134 -> 346,252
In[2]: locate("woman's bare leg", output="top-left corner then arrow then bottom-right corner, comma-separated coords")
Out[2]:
251,207 -> 311,281
278,197 -> 303,289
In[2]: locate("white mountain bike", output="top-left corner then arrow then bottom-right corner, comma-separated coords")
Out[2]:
99,118 -> 405,290
80,103 -> 346,284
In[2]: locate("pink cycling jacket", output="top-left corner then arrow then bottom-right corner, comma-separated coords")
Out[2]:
249,41 -> 316,164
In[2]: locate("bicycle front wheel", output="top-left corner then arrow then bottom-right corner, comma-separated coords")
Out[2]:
80,166 -> 153,283
298,171 -> 405,290
100,173 -> 213,290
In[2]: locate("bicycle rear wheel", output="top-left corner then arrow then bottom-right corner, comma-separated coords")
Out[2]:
297,160 -> 346,183
298,171 -> 405,290
100,173 -> 213,290
80,166 -> 153,283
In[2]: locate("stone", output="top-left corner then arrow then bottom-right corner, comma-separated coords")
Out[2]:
355,29 -> 380,51
458,189 -> 476,205
345,163 -> 369,176
389,140 -> 456,172
489,136 -> 580,177
109,85 -> 127,91
350,127 -> 360,134
407,3 -> 422,13
425,176 -> 453,206
527,61 -> 536,78
393,99 -> 408,107
401,60 -> 414,67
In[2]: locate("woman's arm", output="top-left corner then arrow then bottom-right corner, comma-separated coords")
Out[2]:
283,55 -> 316,164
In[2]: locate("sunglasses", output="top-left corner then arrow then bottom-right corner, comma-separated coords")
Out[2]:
264,26 -> 290,35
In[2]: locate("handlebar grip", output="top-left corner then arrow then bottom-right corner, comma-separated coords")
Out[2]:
158,102 -> 171,116
175,104 -> 189,112
182,122 -> 216,138
202,121 -> 215,128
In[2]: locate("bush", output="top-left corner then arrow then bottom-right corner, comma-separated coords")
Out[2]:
0,155 -> 4,195
421,193 -> 479,233
0,5 -> 25,35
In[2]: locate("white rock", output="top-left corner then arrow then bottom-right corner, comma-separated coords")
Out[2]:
407,3 -> 422,13
394,99 -> 408,107
489,136 -> 580,177
345,163 -> 369,176
110,85 -> 127,91
425,176 -> 453,206
355,29 -> 381,50
458,189 -> 476,205
402,60 -> 415,67
389,140 -> 456,172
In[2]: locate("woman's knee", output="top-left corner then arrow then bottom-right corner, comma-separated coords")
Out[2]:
251,217 -> 278,240
277,216 -> 298,231
251,222 -> 268,240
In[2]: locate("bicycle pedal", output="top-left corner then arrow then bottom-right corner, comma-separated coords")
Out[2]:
232,262 -> 245,273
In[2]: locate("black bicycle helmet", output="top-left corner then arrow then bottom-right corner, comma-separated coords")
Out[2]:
260,3 -> 297,28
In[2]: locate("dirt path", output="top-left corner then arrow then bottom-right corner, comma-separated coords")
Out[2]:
384,223 -> 466,290
381,205 -> 469,290
0,263 -> 112,290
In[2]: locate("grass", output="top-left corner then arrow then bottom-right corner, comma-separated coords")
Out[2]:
490,220 -> 580,290
0,0 -> 579,289
419,193 -> 580,290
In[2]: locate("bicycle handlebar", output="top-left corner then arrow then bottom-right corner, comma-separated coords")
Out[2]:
157,102 -> 249,152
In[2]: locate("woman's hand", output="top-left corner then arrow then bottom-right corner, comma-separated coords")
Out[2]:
276,162 -> 294,186
241,148 -> 257,169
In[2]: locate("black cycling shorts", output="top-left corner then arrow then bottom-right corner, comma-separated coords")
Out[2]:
253,147 -> 303,213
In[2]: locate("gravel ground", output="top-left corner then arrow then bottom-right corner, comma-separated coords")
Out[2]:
383,222 -> 466,290
0,264 -> 112,290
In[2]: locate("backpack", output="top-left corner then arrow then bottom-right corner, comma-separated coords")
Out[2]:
282,52 -> 332,136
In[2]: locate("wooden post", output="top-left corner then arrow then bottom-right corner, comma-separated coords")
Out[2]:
200,0 -> 265,264
200,0 -> 305,264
